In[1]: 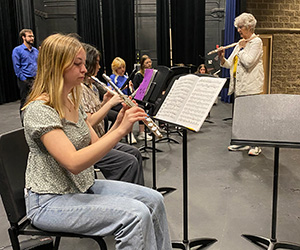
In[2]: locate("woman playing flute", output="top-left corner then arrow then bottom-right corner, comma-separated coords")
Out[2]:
22,33 -> 172,250
218,12 -> 264,156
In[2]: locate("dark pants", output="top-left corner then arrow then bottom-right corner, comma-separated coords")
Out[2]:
18,77 -> 34,121
94,142 -> 144,185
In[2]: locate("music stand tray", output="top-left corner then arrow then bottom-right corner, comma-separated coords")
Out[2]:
231,94 -> 300,250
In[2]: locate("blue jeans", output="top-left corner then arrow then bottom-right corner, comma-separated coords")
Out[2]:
25,180 -> 172,250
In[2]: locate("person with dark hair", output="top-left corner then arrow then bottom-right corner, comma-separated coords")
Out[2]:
12,28 -> 39,120
132,54 -> 152,89
195,64 -> 208,74
218,13 -> 264,156
22,33 -> 172,250
132,55 -> 153,141
81,43 -> 144,185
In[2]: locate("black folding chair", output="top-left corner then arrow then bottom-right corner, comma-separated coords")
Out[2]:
0,128 -> 107,250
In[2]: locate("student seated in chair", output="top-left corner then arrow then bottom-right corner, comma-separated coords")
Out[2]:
81,43 -> 144,185
22,33 -> 172,250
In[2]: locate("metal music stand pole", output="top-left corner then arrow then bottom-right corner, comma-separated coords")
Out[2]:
172,129 -> 217,249
151,132 -> 176,196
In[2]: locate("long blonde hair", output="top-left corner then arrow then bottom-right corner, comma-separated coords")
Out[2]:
23,33 -> 83,118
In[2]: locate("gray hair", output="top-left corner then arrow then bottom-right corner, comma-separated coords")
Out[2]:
234,13 -> 257,32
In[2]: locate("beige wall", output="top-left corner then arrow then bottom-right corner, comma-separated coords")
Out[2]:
247,0 -> 300,94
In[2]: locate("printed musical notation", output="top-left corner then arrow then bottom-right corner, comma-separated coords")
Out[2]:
155,75 -> 227,132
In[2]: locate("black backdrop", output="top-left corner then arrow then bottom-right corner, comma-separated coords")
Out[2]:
170,0 -> 205,68
102,0 -> 135,76
156,0 -> 170,67
1,0 -> 207,105
0,0 -> 20,104
77,0 -> 105,77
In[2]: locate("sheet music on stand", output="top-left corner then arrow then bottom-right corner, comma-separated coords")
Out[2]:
154,74 -> 227,132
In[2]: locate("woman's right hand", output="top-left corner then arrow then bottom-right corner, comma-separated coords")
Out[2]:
117,105 -> 147,135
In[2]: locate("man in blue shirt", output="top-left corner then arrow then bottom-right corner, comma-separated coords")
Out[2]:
12,29 -> 39,119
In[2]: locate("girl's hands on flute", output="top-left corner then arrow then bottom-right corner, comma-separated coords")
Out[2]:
116,104 -> 147,136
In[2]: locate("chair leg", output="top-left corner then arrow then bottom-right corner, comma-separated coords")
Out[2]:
8,227 -> 21,250
91,236 -> 107,250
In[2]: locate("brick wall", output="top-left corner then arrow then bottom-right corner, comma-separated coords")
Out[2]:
247,0 -> 300,94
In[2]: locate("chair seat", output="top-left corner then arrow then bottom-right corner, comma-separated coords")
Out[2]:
19,219 -> 107,246
0,128 -> 107,250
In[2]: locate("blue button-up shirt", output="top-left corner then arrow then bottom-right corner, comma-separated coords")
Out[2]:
12,43 -> 39,81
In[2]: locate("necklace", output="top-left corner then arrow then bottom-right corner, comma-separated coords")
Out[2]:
64,98 -> 74,112
64,104 -> 72,112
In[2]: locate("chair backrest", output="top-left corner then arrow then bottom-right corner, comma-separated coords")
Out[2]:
170,66 -> 190,76
0,128 -> 28,225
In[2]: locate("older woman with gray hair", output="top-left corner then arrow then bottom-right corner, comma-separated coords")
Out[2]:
218,12 -> 264,156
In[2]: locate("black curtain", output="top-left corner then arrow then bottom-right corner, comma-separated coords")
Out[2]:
235,0 -> 246,41
101,0 -> 135,76
0,0 -> 20,104
156,0 -> 170,67
170,0 -> 205,67
19,0 -> 35,31
77,0 -> 104,77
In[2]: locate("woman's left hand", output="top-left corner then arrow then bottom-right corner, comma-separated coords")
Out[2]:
103,91 -> 114,104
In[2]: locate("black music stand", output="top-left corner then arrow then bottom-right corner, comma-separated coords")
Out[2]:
159,67 -> 190,140
153,74 -> 226,249
138,66 -> 173,152
231,94 -> 300,250
222,78 -> 233,121
138,66 -> 177,195
153,73 -> 188,144
171,129 -> 217,249
151,133 -> 176,196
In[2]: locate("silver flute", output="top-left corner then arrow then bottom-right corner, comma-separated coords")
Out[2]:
91,76 -> 116,95
100,74 -> 163,138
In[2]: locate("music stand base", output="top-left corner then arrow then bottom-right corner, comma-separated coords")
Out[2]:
172,238 -> 217,250
204,119 -> 214,124
242,234 -> 300,250
156,137 -> 180,144
139,145 -> 163,153
156,187 -> 176,196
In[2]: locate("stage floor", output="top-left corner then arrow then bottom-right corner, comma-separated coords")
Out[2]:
1,98 -> 300,250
